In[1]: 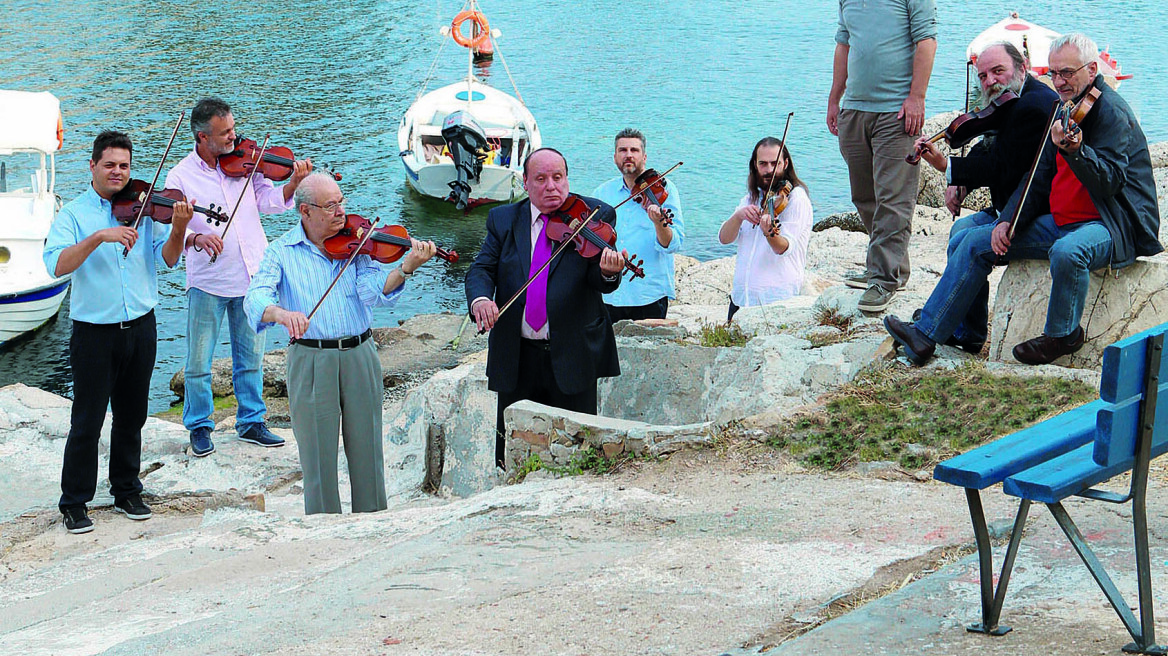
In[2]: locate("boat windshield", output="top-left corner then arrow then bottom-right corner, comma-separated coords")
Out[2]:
0,152 -> 48,195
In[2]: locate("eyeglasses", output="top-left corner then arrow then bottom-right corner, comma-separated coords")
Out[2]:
307,196 -> 346,212
1049,62 -> 1091,81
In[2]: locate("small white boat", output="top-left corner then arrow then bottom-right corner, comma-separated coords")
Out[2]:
398,1 -> 540,210
0,90 -> 70,347
968,13 -> 1130,88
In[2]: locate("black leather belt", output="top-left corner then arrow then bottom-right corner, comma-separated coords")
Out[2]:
521,338 -> 551,351
296,329 -> 372,350
75,309 -> 154,330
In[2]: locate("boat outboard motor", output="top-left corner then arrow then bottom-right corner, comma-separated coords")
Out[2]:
441,110 -> 489,210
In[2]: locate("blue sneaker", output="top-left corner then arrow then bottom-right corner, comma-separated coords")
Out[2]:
190,427 -> 215,457
238,423 -> 285,448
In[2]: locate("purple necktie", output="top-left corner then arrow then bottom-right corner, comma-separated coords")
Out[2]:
525,214 -> 553,331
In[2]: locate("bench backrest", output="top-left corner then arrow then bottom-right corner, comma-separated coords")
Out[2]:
1095,323 -> 1168,467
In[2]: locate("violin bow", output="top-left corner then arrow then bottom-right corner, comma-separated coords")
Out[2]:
485,162 -> 684,333
123,111 -> 186,257
759,112 -> 794,236
209,134 -> 271,264
1005,100 -> 1061,240
290,215 -> 385,344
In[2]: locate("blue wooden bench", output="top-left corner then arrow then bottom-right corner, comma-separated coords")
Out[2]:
934,323 -> 1168,655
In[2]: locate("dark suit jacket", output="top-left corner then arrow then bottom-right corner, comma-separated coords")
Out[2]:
465,196 -> 621,395
1002,76 -> 1162,270
949,75 -> 1059,212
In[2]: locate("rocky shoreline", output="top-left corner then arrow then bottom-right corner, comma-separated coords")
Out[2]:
1,128 -> 1166,654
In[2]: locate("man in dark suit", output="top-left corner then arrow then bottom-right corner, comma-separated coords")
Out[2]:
466,148 -> 627,467
900,41 -> 1058,353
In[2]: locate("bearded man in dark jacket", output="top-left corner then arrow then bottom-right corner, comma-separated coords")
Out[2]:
884,32 -> 1161,367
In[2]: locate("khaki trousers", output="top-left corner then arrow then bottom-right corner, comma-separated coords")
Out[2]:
287,339 -> 387,515
837,109 -> 920,291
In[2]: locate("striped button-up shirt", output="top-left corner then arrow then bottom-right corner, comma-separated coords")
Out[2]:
244,222 -> 402,340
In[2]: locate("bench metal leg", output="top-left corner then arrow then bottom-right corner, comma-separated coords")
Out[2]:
965,488 -> 1029,636
1047,501 -> 1166,655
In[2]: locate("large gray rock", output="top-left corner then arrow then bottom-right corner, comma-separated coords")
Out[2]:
989,258 -> 1168,367
0,383 -> 300,522
505,400 -> 715,470
168,312 -> 485,400
387,361 -> 498,498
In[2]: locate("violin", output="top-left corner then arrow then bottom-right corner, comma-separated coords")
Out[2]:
322,213 -> 459,264
546,195 -> 644,279
113,179 -> 228,225
218,136 -> 342,182
760,180 -> 793,237
1056,86 -> 1101,147
906,89 -> 1020,165
632,169 -> 674,226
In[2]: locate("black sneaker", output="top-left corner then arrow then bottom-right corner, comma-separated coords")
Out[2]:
238,423 -> 285,448
114,494 -> 152,520
190,427 -> 215,457
62,506 -> 94,534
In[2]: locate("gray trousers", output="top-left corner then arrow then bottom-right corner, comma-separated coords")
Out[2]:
287,339 -> 387,515
837,109 -> 920,291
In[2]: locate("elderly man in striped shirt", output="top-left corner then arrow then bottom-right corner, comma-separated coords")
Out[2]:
244,172 -> 436,514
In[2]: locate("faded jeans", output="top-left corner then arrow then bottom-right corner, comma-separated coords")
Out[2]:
917,215 -> 1113,343
943,209 -> 1000,346
183,288 -> 266,434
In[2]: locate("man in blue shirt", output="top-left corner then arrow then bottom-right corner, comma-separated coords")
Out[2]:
593,129 -> 683,322
43,130 -> 194,534
244,172 -> 436,514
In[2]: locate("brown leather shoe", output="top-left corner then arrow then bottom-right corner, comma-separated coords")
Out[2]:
1012,326 -> 1085,365
883,315 -> 936,366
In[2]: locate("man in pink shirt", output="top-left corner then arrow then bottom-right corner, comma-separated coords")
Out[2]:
165,97 -> 312,457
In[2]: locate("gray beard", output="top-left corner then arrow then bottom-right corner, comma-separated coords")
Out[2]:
976,74 -> 1027,107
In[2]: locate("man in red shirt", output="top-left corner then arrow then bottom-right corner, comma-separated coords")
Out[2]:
883,32 -> 1161,366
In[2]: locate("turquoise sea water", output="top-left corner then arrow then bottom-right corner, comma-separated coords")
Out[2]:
1,0 -> 1165,410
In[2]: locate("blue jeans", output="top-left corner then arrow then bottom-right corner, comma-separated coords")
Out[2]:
918,215 -> 1113,343
183,288 -> 267,433
943,209 -> 1000,346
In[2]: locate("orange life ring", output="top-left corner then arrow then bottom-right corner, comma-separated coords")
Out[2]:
56,115 -> 64,150
451,10 -> 490,50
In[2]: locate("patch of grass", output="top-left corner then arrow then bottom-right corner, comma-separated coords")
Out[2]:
766,362 -> 1095,471
160,394 -> 238,418
513,445 -> 648,482
699,320 -> 752,347
813,305 -> 854,332
511,454 -> 545,483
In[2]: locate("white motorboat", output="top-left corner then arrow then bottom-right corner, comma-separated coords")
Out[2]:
968,13 -> 1130,88
398,1 -> 540,210
0,90 -> 70,347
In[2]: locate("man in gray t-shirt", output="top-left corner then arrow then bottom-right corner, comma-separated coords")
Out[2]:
827,0 -> 937,313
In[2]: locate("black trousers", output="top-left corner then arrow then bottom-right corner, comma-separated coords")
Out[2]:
605,296 -> 669,323
727,300 -> 741,322
59,311 -> 156,511
495,338 -> 597,467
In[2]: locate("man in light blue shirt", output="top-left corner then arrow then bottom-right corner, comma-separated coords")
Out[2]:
43,130 -> 193,534
827,0 -> 937,313
245,172 -> 436,514
593,129 -> 684,322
